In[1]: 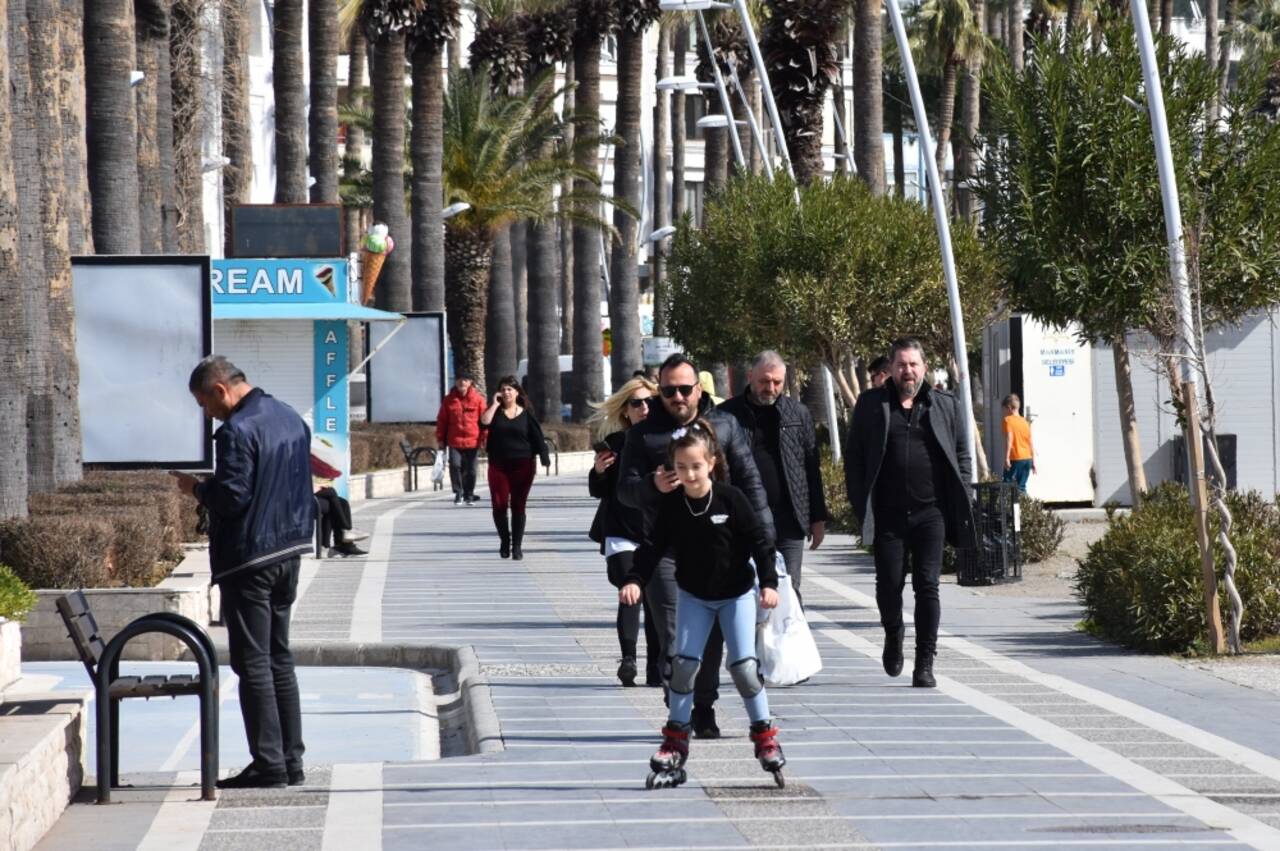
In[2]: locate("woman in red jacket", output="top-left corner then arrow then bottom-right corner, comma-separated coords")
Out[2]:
436,374 -> 488,505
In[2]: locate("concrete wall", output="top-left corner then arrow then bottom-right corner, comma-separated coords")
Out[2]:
0,695 -> 87,851
0,622 -> 19,697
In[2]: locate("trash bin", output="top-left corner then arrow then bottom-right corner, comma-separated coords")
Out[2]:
957,482 -> 1022,586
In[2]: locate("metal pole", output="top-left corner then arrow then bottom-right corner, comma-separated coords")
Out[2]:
830,87 -> 854,174
695,11 -> 747,169
727,64 -> 773,176
1127,0 -> 1225,653
883,0 -> 977,481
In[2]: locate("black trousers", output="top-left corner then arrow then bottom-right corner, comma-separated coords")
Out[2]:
221,557 -> 306,775
872,505 -> 945,657
606,551 -> 661,669
776,535 -> 806,605
315,487 -> 352,547
448,447 -> 479,497
644,554 -> 722,706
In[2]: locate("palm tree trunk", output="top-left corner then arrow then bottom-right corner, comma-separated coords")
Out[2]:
526,61 -> 563,423
1160,0 -> 1172,36
671,24 -> 688,224
832,39 -> 851,175
1113,338 -> 1148,502
560,56 -> 575,358
309,0 -> 339,203
1066,0 -> 1081,32
28,0 -> 81,486
512,221 -> 528,363
411,37 -> 446,311
344,25 -> 367,256
955,0 -> 984,221
934,61 -> 959,192
1007,0 -> 1023,73
372,30 -> 412,312
153,0 -> 177,252
223,0 -> 252,254
486,228 -> 517,393
0,0 -> 29,518
445,225 -> 493,390
853,0 -> 885,195
571,35 -> 605,420
273,0 -> 307,202
60,0 -> 92,256
1218,0 -> 1236,105
170,0 -> 206,253
135,1 -> 167,253
732,70 -> 759,175
609,23 -> 645,389
652,21 -> 671,338
84,0 -> 141,253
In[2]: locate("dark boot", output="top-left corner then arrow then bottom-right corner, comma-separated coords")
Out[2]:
912,652 -> 936,688
691,704 -> 720,739
511,513 -> 526,560
883,624 -> 905,677
492,509 -> 511,558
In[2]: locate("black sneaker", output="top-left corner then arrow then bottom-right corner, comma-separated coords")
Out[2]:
912,653 -> 937,688
883,624 -> 905,678
691,705 -> 720,739
216,765 -> 288,789
453,494 -> 464,505
288,768 -> 306,786
617,656 -> 638,687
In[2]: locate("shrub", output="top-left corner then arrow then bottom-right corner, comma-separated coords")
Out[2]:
1018,494 -> 1066,563
819,447 -> 860,535
0,564 -> 38,621
0,516 -> 114,589
72,471 -> 204,542
1075,482 -> 1280,653
350,434 -> 373,474
541,423 -> 591,453
31,491 -> 184,563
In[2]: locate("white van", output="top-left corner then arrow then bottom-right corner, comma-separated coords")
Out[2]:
517,355 -> 612,420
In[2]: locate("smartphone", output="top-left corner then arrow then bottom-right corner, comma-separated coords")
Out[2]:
593,441 -> 612,453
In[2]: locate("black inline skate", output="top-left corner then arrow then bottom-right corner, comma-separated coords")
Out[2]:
750,720 -> 786,788
646,722 -> 690,789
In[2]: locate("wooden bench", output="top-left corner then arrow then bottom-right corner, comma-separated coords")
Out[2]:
55,591 -> 220,803
400,439 -> 438,491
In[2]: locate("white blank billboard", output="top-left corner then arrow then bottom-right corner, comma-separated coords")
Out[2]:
368,312 -> 446,423
72,256 -> 212,468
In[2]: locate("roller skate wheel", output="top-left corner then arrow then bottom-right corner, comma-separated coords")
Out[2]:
773,769 -> 785,788
646,772 -> 657,790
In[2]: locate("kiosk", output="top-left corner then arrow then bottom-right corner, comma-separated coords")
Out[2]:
211,258 -> 403,498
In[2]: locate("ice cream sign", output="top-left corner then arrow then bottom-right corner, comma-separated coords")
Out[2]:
211,259 -> 346,302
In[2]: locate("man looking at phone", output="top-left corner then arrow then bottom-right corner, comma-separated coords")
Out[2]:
171,356 -> 313,788
618,353 -> 774,738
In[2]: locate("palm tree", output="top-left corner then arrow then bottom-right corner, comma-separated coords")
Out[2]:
224,0 -> 254,253
60,0 -> 94,256
609,0 -> 661,388
0,0 -> 29,518
171,0 -> 207,252
441,67 -> 614,388
274,0 -> 308,202
342,25 -> 370,255
569,0 -> 620,418
311,0 -> 341,203
652,18 -> 672,337
346,0 -> 420,312
854,0 -> 886,194
470,0 -> 528,392
135,0 -> 169,253
696,12 -> 748,196
761,0 -> 848,184
84,0 -> 142,253
913,0 -> 985,187
520,0 -> 575,422
411,0 -> 460,311
955,0 -> 986,219
1007,0 -> 1024,73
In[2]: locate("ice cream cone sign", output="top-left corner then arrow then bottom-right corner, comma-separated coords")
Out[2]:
360,223 -> 395,305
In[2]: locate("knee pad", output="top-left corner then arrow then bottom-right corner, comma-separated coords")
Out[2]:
668,654 -> 702,694
729,657 -> 763,698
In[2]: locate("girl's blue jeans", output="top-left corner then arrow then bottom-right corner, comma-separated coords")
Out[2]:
670,587 -> 770,725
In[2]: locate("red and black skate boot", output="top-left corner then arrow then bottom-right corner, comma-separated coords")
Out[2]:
749,720 -> 786,788
646,721 -> 690,789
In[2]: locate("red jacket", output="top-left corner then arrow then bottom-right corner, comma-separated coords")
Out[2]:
436,387 -> 487,450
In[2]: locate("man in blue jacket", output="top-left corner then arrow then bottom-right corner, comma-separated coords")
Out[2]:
173,356 -> 315,789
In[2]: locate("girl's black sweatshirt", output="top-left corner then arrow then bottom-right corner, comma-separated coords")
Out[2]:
626,482 -> 777,600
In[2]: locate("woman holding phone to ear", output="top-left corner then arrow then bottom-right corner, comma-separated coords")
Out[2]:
588,376 -> 661,687
481,376 -> 550,560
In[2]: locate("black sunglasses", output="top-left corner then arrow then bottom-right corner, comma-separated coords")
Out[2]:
626,398 -> 650,409
660,384 -> 697,399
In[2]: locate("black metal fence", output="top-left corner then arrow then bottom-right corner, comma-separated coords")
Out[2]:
957,482 -> 1023,586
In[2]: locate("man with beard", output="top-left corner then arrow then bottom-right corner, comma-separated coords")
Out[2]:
844,339 -> 977,688
718,351 -> 827,602
618,353 -> 775,738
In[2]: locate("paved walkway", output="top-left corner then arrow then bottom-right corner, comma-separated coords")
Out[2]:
35,475 -> 1280,850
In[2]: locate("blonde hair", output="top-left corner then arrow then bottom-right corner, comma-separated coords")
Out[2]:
588,376 -> 658,440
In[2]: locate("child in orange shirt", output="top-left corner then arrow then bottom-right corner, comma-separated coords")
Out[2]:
1001,394 -> 1035,493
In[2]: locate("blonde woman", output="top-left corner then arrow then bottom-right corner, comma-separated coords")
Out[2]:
588,376 -> 661,687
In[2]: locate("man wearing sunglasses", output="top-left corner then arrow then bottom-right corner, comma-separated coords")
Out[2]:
618,353 -> 775,739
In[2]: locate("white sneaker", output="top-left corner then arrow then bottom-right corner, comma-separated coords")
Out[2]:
345,529 -> 370,542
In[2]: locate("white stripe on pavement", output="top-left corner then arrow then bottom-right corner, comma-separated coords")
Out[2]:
135,771 -> 219,851
322,762 -> 383,851
349,504 -> 413,642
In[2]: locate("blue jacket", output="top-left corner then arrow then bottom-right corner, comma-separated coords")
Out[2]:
195,387 -> 315,583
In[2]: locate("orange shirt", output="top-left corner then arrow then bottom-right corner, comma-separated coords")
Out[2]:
1003,414 -> 1033,461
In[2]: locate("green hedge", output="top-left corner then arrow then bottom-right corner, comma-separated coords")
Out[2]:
820,448 -> 860,535
1075,482 -> 1280,653
1019,494 -> 1066,563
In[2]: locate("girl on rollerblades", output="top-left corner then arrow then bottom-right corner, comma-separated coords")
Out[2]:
619,419 -> 787,789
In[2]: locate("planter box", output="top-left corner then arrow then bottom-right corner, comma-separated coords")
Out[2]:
0,621 -> 19,697
20,548 -> 218,663
0,694 -> 87,851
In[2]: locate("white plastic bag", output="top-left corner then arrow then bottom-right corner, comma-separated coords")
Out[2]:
756,574 -> 822,687
431,451 -> 446,484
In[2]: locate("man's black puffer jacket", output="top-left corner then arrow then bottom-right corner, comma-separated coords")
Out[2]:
718,389 -> 829,534
617,394 -> 776,544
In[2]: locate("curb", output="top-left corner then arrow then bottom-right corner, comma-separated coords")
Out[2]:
198,640 -> 503,757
